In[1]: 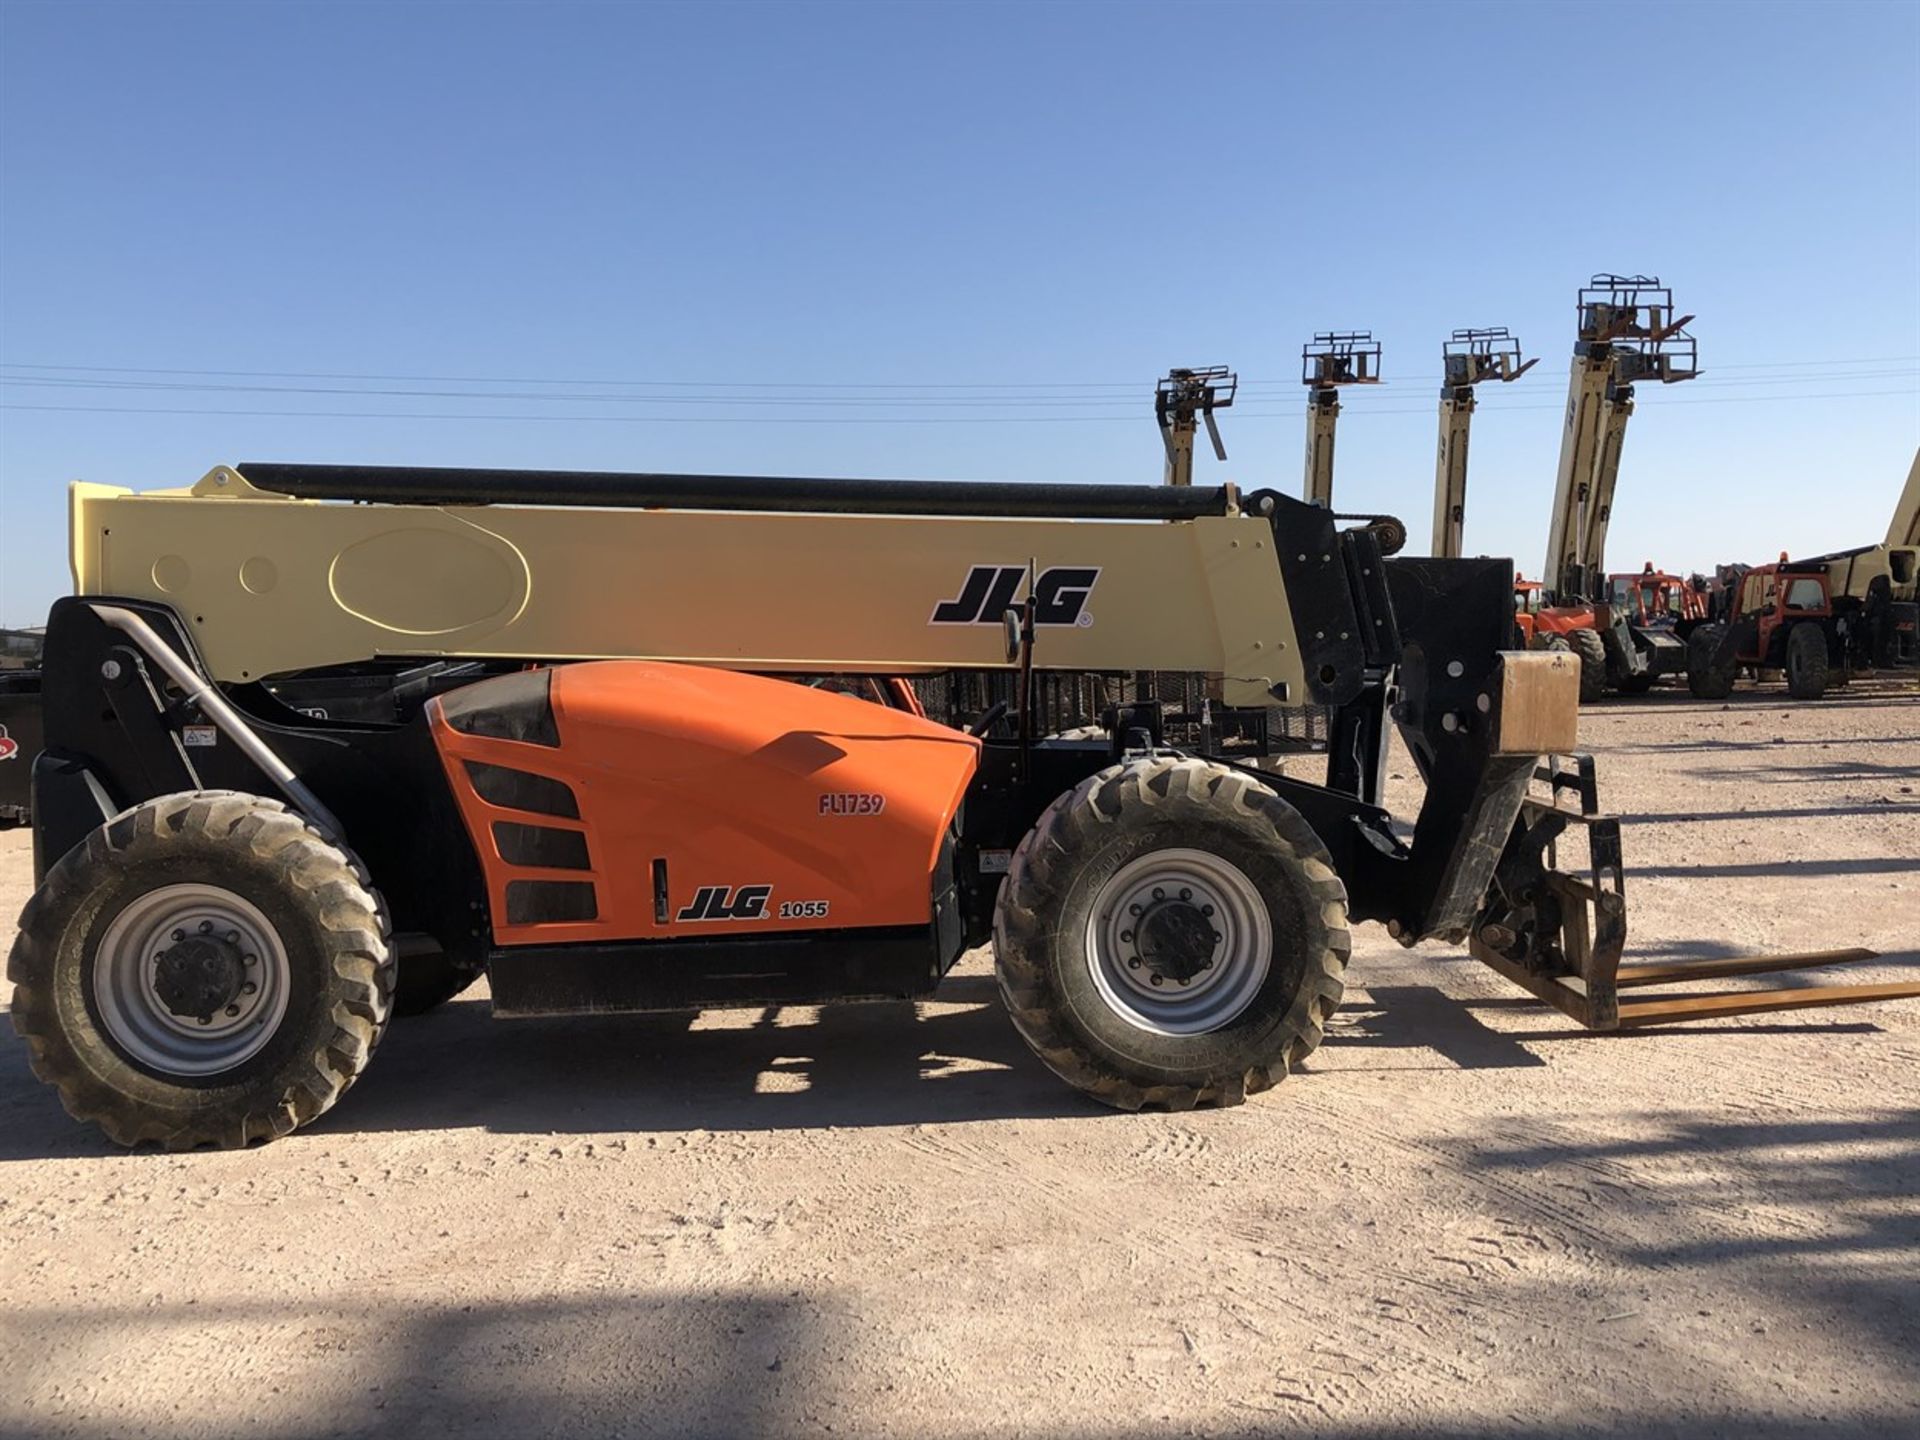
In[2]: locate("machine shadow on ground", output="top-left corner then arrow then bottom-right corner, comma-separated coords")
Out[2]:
1618,803 -> 1920,824
1694,759 -> 1918,786
1594,681 -> 1920,717
1319,980 -> 1888,1073
1633,856 -> 1919,879
307,972 -> 1107,1142
1609,733 -> 1920,756
0,961 -> 1905,1160
5,1260 -> 1915,1440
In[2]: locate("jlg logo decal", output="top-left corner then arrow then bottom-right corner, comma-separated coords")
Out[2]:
676,884 -> 772,922
930,566 -> 1100,627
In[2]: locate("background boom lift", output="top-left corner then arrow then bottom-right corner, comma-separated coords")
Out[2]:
1430,327 -> 1537,559
1301,331 -> 1381,508
1155,366 -> 1237,488
1889,446 -> 1920,550
1542,275 -> 1699,605
1532,275 -> 1700,697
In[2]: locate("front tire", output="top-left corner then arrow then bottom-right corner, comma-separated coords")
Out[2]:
1786,623 -> 1829,700
1687,625 -> 1736,700
993,757 -> 1349,1110
8,792 -> 393,1149
1567,628 -> 1607,702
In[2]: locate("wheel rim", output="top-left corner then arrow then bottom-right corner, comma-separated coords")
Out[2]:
91,883 -> 292,1077
1085,848 -> 1271,1036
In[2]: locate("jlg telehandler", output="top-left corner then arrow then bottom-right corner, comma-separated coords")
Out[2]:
10,462 -> 1917,1149
1689,450 -> 1920,700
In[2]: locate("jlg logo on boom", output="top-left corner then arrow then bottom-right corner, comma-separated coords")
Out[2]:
929,566 -> 1100,627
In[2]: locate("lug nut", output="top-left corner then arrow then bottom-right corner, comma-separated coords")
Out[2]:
197,1015 -> 211,1026
199,920 -> 214,935
243,954 -> 257,966
1129,904 -> 1143,917
172,930 -> 186,942
241,981 -> 257,995
1127,958 -> 1141,970
1152,888 -> 1165,900
1210,930 -> 1222,944
1180,888 -> 1192,901
225,1005 -> 240,1018
1149,974 -> 1164,987
226,931 -> 239,944
1201,905 -> 1214,917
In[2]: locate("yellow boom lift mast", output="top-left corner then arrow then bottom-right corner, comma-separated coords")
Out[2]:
1301,331 -> 1381,508
1155,366 -> 1237,488
1888,446 -> 1920,550
1430,327 -> 1537,559
1541,275 -> 1699,604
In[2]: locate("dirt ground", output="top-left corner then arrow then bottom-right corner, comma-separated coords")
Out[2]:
1,681 -> 1916,1440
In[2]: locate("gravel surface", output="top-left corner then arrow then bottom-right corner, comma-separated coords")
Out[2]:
2,681 -> 1916,1439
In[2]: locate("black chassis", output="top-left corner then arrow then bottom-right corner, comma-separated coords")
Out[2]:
28,493 -> 1569,1017
1599,610 -> 1692,687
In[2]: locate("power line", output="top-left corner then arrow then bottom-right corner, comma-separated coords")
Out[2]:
0,403 -> 1200,425
5,388 -> 1912,426
0,368 -> 1911,410
1,354 -> 1914,394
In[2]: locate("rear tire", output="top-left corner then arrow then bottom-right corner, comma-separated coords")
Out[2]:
1687,625 -> 1736,700
7,792 -> 392,1149
1786,623 -> 1829,701
1566,628 -> 1607,702
993,756 -> 1349,1110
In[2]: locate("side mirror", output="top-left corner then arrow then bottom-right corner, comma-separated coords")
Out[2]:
1002,609 -> 1022,664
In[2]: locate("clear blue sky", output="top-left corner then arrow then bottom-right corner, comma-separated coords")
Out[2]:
2,0 -> 1916,626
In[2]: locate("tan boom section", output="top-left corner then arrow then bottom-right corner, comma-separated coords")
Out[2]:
69,469 -> 1308,704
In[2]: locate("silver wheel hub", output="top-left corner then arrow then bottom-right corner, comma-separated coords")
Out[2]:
92,884 -> 291,1077
1086,848 -> 1271,1036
